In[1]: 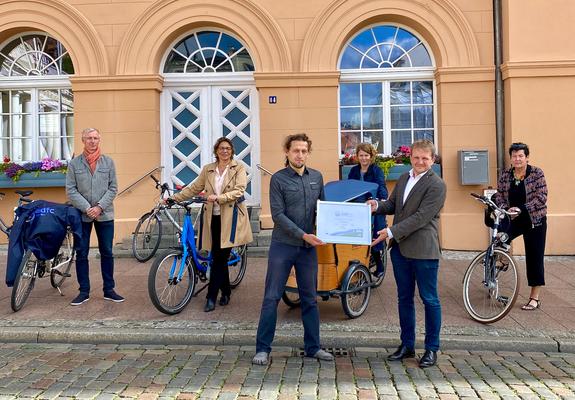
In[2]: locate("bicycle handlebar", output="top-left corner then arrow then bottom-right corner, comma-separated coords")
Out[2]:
165,196 -> 206,208
470,193 -> 520,217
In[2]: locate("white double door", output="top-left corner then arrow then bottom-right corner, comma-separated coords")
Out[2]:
161,85 -> 260,205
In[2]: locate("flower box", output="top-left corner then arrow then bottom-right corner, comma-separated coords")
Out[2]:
0,171 -> 67,188
340,164 -> 441,181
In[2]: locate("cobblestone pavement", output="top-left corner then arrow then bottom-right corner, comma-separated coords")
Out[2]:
0,343 -> 574,399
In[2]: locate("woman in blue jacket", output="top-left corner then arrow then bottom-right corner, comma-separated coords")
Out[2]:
347,143 -> 388,277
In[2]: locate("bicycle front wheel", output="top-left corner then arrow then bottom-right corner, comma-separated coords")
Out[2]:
148,249 -> 196,315
133,212 -> 162,262
50,231 -> 75,288
463,249 -> 520,323
229,244 -> 247,288
11,250 -> 38,312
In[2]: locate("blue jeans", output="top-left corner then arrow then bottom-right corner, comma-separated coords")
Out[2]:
256,241 -> 320,355
75,220 -> 115,295
390,246 -> 441,351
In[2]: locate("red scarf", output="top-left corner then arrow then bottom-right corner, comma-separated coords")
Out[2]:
83,147 -> 101,174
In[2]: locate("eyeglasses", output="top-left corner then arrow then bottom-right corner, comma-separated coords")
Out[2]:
218,147 -> 232,152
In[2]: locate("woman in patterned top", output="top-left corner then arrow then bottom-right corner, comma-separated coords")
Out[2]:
493,142 -> 548,311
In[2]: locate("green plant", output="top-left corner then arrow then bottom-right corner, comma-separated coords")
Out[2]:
376,159 -> 397,178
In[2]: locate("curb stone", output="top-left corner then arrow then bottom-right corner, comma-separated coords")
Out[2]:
0,326 -> 564,353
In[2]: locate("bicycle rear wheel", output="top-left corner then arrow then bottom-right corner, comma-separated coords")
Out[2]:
463,249 -> 520,323
50,231 -> 75,288
228,244 -> 247,288
133,212 -> 162,262
148,249 -> 195,314
11,250 -> 38,312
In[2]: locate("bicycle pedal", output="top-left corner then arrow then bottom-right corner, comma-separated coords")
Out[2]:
497,295 -> 509,305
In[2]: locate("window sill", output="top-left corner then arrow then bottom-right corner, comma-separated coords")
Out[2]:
0,172 -> 66,188
340,164 -> 442,181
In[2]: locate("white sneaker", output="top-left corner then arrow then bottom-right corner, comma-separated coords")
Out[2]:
308,349 -> 334,361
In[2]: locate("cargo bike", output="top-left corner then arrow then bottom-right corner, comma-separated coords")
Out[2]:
281,180 -> 387,318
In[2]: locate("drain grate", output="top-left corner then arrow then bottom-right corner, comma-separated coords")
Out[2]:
297,347 -> 352,357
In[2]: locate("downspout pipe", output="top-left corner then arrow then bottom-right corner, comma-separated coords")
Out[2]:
494,0 -> 505,174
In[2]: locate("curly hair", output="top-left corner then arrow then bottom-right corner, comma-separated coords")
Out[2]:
283,133 -> 312,166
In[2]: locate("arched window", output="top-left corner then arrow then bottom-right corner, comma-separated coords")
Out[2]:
161,30 -> 260,204
338,25 -> 435,155
0,33 -> 74,162
163,31 -> 254,73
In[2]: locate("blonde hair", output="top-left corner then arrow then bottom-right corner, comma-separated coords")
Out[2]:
411,139 -> 436,156
81,128 -> 100,138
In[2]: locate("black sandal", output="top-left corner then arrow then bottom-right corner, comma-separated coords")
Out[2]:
521,297 -> 540,311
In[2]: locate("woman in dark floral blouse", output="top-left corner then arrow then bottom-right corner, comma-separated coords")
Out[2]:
493,142 -> 548,311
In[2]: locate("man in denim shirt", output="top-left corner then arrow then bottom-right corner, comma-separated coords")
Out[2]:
66,128 -> 123,306
253,133 -> 334,365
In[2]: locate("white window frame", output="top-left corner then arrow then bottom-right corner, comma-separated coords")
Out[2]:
338,24 -> 437,156
160,29 -> 260,205
0,33 -> 73,162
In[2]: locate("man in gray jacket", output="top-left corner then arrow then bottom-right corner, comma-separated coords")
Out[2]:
369,140 -> 446,368
66,128 -> 123,306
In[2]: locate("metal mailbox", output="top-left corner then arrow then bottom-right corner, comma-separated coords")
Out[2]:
459,150 -> 489,185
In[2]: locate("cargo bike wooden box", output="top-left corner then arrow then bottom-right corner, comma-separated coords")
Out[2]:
281,180 -> 387,318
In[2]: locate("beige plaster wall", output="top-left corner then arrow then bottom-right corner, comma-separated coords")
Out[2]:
2,0 -> 575,253
436,74 -> 496,252
503,75 -> 575,254
256,73 -> 340,228
71,78 -> 163,242
504,0 -> 575,63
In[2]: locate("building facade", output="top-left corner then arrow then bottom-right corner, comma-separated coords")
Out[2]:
0,0 -> 573,254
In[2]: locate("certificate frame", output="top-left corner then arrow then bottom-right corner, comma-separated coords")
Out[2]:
316,200 -> 372,245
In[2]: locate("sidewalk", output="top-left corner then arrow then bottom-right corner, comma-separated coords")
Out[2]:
1,253 -> 574,353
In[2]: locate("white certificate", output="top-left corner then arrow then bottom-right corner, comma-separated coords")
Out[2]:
316,200 -> 372,245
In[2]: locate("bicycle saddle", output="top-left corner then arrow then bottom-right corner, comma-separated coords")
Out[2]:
15,190 -> 33,197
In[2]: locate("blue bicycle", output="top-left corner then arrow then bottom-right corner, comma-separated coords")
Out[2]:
147,197 -> 248,314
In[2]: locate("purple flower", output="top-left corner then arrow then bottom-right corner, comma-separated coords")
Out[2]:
41,157 -> 64,171
22,161 -> 43,172
5,163 -> 24,179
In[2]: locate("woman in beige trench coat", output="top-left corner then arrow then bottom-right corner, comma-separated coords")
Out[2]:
170,137 -> 253,312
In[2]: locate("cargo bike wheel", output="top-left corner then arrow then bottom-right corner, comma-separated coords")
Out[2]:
368,241 -> 387,287
341,263 -> 371,318
148,249 -> 196,315
282,289 -> 301,308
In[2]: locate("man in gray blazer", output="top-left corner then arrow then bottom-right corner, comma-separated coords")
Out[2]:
66,128 -> 123,306
369,140 -> 446,368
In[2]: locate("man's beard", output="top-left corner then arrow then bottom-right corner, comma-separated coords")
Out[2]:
288,160 -> 304,169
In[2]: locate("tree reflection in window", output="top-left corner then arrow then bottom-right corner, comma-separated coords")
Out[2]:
338,25 -> 434,155
0,34 -> 74,76
0,34 -> 74,162
340,26 -> 432,70
164,31 -> 254,73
